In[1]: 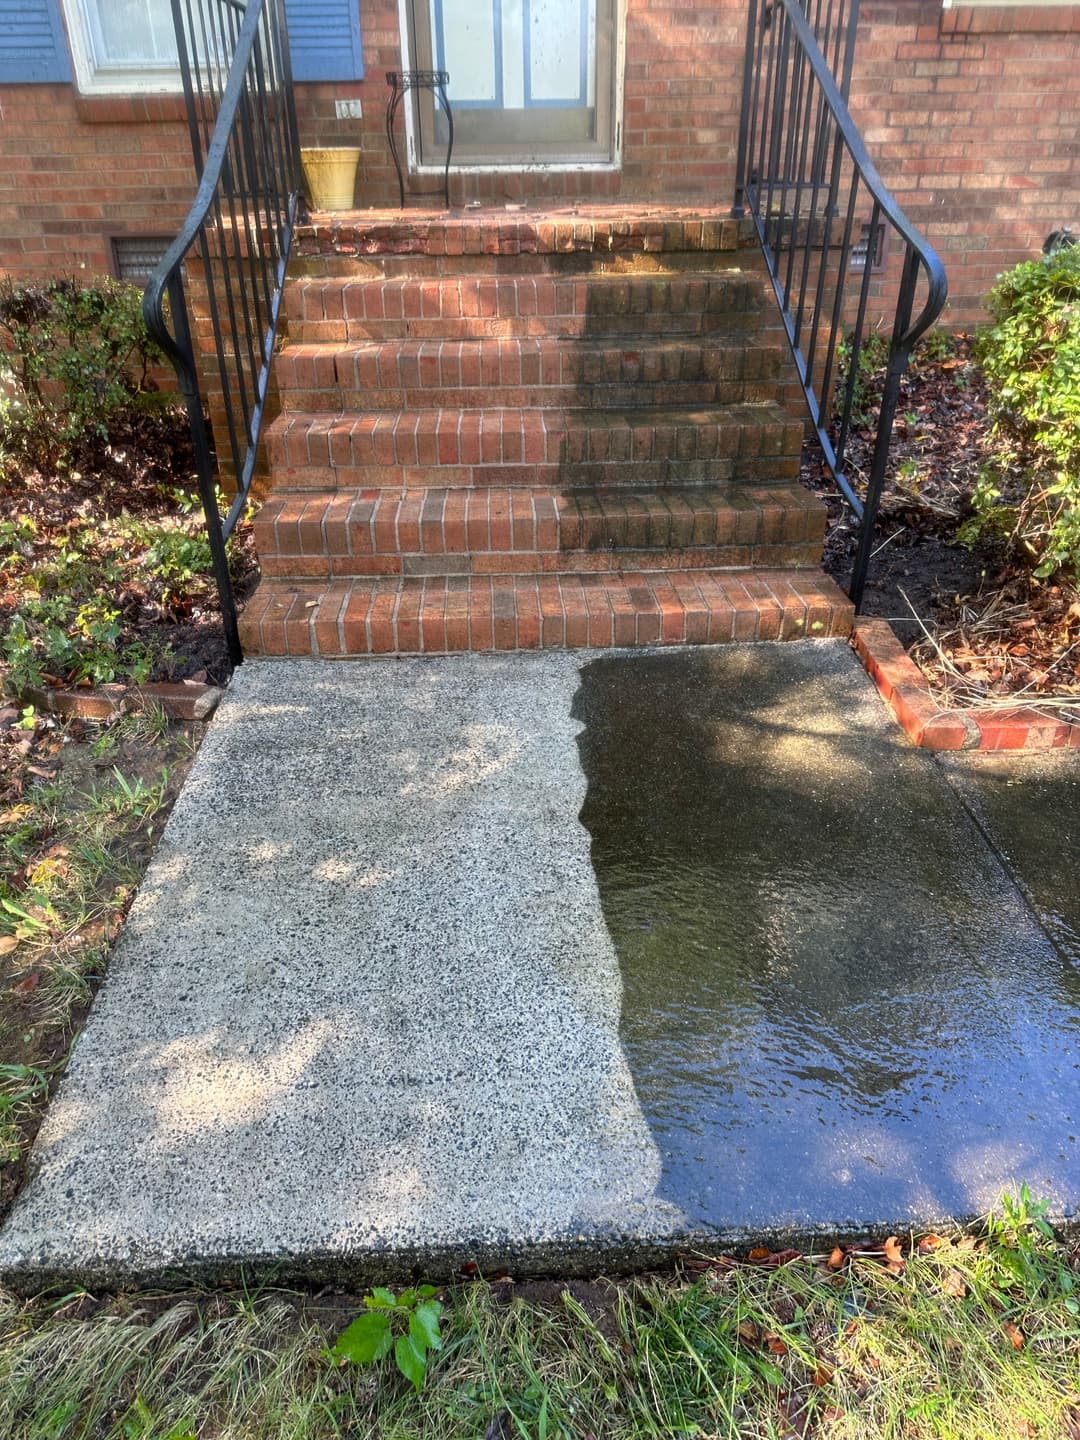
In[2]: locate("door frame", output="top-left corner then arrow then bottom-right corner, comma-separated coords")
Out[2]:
394,0 -> 626,175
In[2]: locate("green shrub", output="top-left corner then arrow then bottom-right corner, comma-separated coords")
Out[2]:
969,245 -> 1080,581
0,276 -> 165,470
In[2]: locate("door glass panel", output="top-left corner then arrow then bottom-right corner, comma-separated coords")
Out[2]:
417,0 -> 612,164
527,0 -> 587,105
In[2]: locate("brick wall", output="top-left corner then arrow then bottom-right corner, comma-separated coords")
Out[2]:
0,0 -> 750,281
848,1 -> 1080,326
1,1 -> 1077,327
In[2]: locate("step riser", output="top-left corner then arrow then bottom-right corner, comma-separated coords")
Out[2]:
277,336 -> 784,411
252,488 -> 824,567
292,213 -> 751,270
267,412 -> 804,475
290,252 -> 754,285
284,275 -> 767,343
287,313 -> 771,343
238,571 -> 853,658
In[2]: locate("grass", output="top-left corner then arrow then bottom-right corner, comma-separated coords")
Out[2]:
0,1229 -> 1077,1439
0,706 -> 199,1210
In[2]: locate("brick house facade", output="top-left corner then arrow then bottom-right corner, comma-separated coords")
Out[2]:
1,1 -> 1078,326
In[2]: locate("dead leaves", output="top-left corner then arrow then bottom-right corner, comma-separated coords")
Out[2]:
883,1237 -> 906,1276
1003,1321 -> 1026,1351
940,1268 -> 969,1300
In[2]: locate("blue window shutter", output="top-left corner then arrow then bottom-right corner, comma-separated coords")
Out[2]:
0,0 -> 72,83
284,0 -> 364,82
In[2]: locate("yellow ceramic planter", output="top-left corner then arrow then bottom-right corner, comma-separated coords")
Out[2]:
300,147 -> 362,211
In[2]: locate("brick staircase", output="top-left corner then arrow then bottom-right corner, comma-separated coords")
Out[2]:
238,209 -> 853,655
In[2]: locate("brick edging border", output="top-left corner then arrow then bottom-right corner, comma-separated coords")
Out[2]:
852,618 -> 1080,752
22,680 -> 224,725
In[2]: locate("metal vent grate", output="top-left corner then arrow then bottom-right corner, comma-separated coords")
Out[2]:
111,236 -> 172,287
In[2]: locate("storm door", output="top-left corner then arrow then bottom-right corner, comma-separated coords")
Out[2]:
408,0 -> 617,166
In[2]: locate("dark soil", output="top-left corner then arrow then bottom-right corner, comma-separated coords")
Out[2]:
804,336 -> 1080,700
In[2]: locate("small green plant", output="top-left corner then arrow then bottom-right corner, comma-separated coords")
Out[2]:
332,1285 -> 443,1391
138,526 -> 214,602
915,328 -> 957,365
968,244 -> 1080,581
835,326 -> 890,429
0,594 -> 152,693
986,1185 -> 1079,1313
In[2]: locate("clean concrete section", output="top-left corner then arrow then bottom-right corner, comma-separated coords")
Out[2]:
0,645 -> 1077,1290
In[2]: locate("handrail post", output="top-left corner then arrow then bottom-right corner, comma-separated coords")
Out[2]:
272,0 -> 307,207
732,0 -> 761,217
166,270 -> 243,666
848,243 -> 919,610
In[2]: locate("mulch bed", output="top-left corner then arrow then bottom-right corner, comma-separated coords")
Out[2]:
0,407 -> 256,692
803,335 -> 1080,718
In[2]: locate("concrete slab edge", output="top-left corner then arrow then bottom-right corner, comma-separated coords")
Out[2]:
10,1214 -> 1076,1298
852,619 -> 1080,752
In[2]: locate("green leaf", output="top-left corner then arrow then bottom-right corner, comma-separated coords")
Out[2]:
411,1300 -> 443,1352
365,1286 -> 400,1311
417,1283 -> 439,1299
332,1311 -> 392,1365
394,1332 -> 428,1391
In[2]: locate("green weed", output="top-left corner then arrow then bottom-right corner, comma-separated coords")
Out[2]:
333,1286 -> 444,1392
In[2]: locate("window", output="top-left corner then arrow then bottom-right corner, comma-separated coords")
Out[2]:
60,0 -> 365,92
63,0 -> 181,93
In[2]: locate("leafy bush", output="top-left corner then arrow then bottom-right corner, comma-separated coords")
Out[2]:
0,277 -> 165,470
968,245 -> 1080,580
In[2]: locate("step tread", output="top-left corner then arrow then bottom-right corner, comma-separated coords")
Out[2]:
251,484 -> 825,576
293,207 -> 751,264
238,569 -> 853,656
268,401 -> 799,439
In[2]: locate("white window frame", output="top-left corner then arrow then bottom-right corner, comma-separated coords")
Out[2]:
62,0 -> 184,94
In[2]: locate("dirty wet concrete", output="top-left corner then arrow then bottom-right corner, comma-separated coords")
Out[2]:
940,751 -> 1080,969
1,643 -> 1077,1291
575,645 -> 1079,1233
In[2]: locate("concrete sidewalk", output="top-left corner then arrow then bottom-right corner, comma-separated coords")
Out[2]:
0,643 -> 1077,1291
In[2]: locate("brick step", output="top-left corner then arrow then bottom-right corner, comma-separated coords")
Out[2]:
265,404 -> 805,490
283,271 -> 767,343
292,208 -> 751,272
276,337 -> 785,413
252,484 -> 825,578
290,247 -> 756,283
238,569 -> 854,657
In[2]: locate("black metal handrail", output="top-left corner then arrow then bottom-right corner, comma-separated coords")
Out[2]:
734,0 -> 948,608
143,0 -> 304,665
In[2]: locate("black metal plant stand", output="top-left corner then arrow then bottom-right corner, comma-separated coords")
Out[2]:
385,70 -> 454,209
